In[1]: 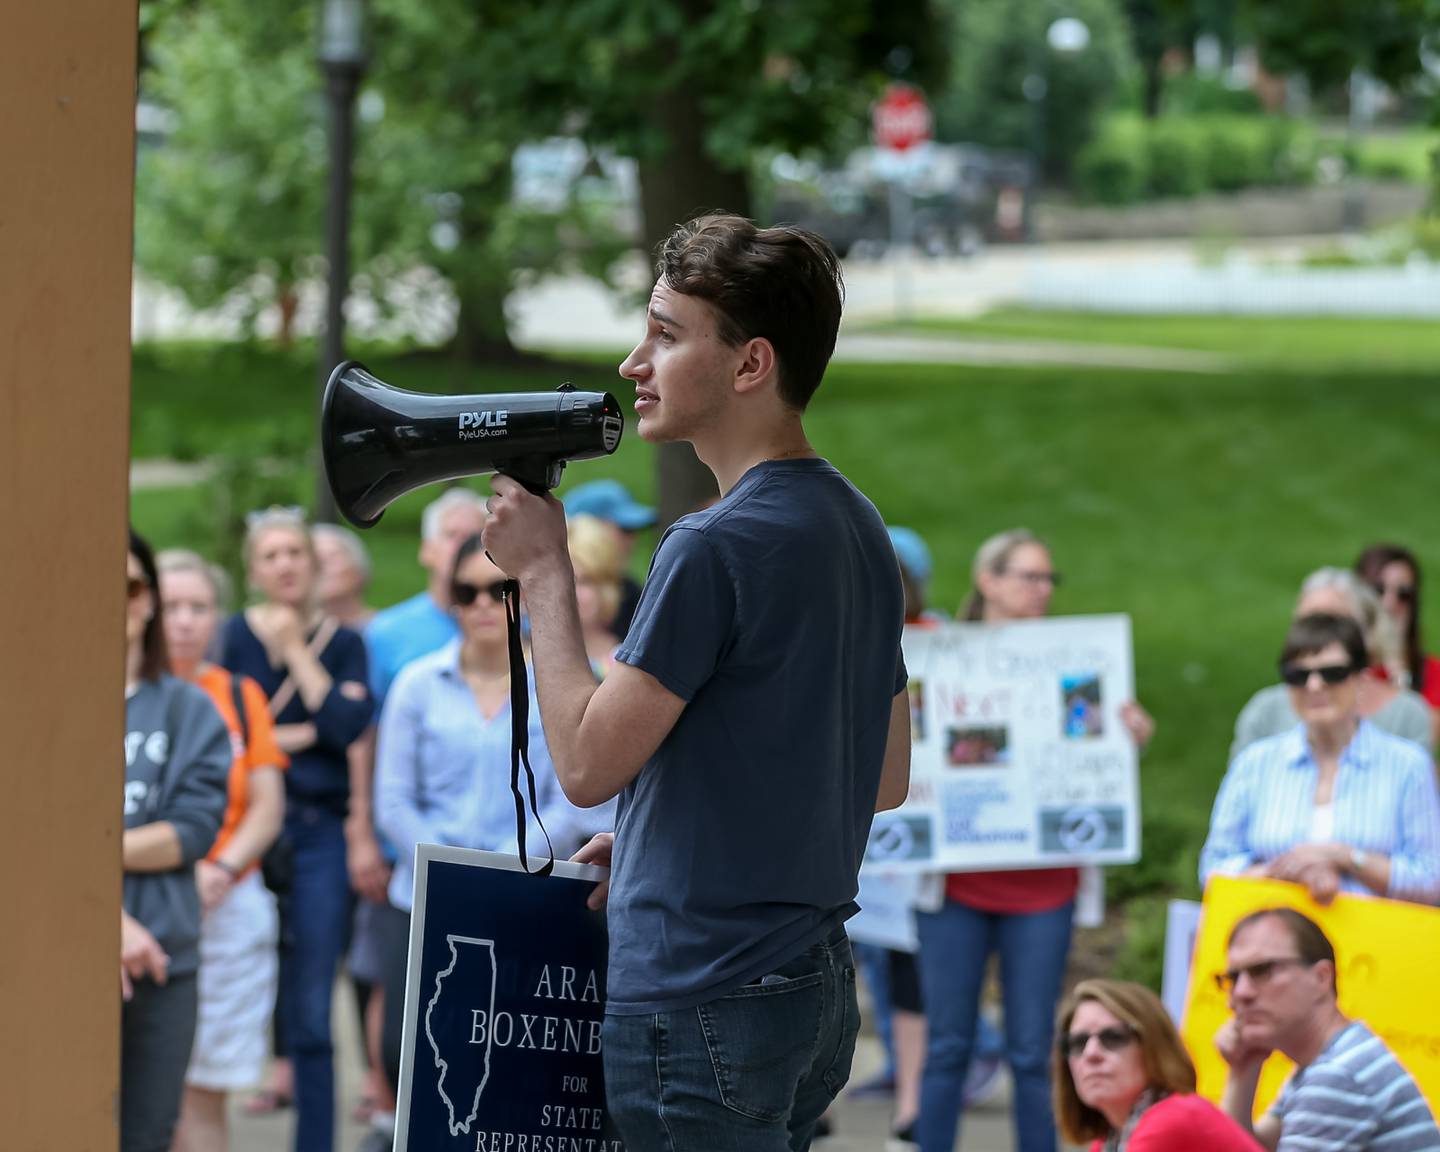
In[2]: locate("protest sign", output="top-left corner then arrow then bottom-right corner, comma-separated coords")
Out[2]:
1161,899 -> 1202,1024
848,870 -> 925,952
864,616 -> 1139,872
395,845 -> 622,1152
1182,876 -> 1440,1119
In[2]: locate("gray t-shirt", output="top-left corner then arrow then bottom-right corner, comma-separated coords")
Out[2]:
607,458 -> 906,1014
124,675 -> 232,978
1272,1021 -> 1440,1151
1232,683 -> 1433,762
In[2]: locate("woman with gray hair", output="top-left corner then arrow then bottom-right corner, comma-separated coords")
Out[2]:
312,522 -> 373,631
1230,568 -> 1431,759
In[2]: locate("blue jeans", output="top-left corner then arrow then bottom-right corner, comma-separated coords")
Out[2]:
915,899 -> 1074,1152
603,927 -> 859,1152
852,941 -> 896,1079
278,802 -> 352,1152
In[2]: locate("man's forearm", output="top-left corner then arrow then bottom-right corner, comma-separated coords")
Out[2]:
1222,1066 -> 1262,1134
521,566 -> 602,794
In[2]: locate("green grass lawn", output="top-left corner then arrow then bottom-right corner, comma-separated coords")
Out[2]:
130,315 -> 1440,981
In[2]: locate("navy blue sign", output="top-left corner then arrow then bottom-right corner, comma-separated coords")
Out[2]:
396,846 -> 623,1152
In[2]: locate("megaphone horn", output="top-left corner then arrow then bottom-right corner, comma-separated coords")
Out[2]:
321,361 -> 625,529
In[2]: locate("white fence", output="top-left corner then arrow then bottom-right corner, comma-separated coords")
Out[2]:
1024,260 -> 1440,317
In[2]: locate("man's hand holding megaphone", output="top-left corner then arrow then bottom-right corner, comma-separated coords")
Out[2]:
482,476 -> 570,588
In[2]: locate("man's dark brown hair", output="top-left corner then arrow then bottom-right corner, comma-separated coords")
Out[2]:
656,213 -> 844,411
1228,907 -> 1338,995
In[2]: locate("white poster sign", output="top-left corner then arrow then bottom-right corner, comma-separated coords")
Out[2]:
864,615 -> 1140,873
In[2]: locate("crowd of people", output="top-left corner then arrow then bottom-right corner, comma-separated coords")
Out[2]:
122,496 -> 1440,1152
120,482 -> 643,1152
118,210 -> 1439,1152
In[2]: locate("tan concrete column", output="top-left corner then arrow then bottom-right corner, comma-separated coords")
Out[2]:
0,2 -> 137,1148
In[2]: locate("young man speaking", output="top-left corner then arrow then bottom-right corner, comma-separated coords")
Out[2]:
482,214 -> 911,1151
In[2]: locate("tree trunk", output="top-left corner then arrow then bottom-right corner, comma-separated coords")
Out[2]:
452,252 -> 517,364
451,175 -> 520,365
1141,56 -> 1163,118
636,79 -> 749,529
276,286 -> 299,347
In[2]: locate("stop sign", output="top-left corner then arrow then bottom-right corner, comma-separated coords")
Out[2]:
872,83 -> 932,153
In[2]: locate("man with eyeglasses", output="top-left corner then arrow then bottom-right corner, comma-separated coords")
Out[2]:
1216,907 -> 1439,1151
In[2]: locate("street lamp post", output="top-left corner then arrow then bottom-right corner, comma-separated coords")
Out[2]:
1023,16 -> 1090,243
315,0 -> 367,523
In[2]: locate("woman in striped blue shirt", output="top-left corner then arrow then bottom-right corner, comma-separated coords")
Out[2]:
1201,612 -> 1440,906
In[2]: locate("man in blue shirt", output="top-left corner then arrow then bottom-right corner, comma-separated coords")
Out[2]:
363,488 -> 488,707
483,214 -> 911,1151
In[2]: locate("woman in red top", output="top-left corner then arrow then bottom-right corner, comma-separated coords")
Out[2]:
1055,979 -> 1261,1152
915,529 -> 1154,1152
1356,544 -> 1440,742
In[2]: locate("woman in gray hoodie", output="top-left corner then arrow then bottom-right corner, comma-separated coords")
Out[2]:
121,529 -> 230,1152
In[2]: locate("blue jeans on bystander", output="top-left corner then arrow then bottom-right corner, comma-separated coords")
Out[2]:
914,899 -> 1074,1152
602,926 -> 858,1152
279,801 -> 353,1152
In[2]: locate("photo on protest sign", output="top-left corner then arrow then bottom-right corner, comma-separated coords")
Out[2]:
1060,672 -> 1104,739
864,813 -> 935,865
394,845 -> 622,1152
945,724 -> 1010,767
865,616 -> 1140,873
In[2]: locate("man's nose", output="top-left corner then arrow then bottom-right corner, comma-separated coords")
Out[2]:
618,349 -> 647,381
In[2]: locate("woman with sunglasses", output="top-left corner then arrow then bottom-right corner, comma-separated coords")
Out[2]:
220,507 -> 373,1152
1053,979 -> 1262,1152
1356,543 -> 1440,727
122,529 -> 232,1152
1231,568 -> 1431,760
372,534 -> 611,1114
915,530 -> 1156,1152
1202,612 -> 1440,906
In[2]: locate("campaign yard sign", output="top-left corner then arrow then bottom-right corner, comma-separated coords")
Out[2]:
395,845 -> 622,1152
864,615 -> 1140,873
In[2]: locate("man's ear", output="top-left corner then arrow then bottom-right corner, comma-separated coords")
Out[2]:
418,538 -> 433,572
732,336 -> 778,397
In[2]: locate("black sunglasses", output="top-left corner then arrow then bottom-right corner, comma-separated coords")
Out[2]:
1213,956 -> 1311,994
1279,662 -> 1354,688
452,579 -> 509,607
1373,582 -> 1416,604
1061,1025 -> 1134,1059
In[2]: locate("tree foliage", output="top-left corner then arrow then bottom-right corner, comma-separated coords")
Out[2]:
135,0 -> 327,339
933,0 -> 1136,182
1241,0 -> 1431,95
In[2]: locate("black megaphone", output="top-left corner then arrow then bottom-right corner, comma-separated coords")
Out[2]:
322,361 -> 625,528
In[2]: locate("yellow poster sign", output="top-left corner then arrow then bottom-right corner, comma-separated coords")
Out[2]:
1181,876 -> 1440,1120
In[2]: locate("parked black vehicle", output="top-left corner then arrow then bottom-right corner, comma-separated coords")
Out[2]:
767,144 -> 1033,257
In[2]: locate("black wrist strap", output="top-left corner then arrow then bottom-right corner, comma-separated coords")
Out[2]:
504,579 -> 554,877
